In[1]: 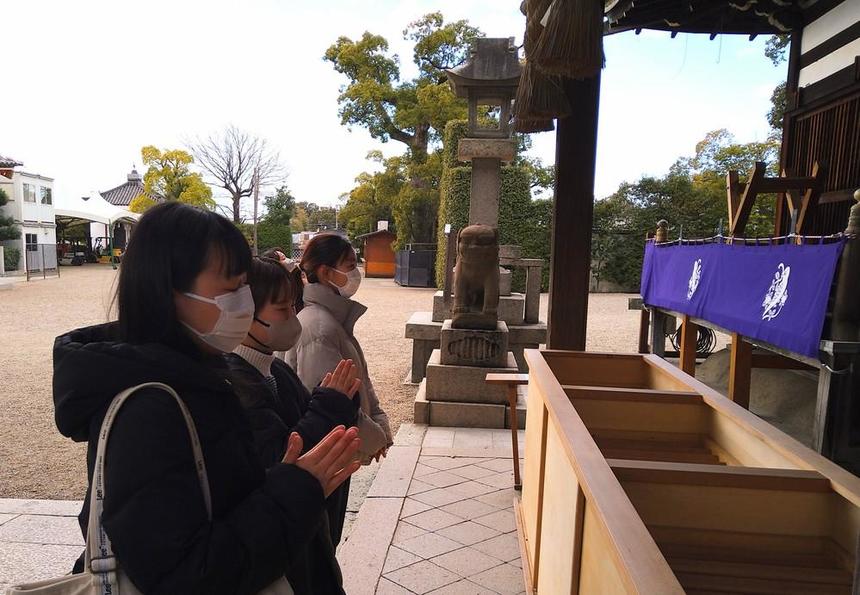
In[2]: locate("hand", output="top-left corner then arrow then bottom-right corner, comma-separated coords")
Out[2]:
283,427 -> 361,497
320,359 -> 361,399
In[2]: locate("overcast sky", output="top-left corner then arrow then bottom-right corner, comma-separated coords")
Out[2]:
4,0 -> 786,219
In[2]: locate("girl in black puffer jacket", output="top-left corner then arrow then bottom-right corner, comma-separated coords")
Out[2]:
225,256 -> 361,594
53,202 -> 360,595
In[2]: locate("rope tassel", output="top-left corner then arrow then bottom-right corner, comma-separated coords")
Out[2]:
532,0 -> 605,79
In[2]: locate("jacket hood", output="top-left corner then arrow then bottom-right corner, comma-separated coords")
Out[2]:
53,322 -> 232,441
302,283 -> 367,336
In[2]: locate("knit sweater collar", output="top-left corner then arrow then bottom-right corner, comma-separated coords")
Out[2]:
302,282 -> 367,336
233,344 -> 275,377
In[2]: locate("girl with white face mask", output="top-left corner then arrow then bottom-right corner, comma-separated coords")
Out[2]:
225,256 -> 361,595
51,203 -> 361,594
286,233 -> 393,547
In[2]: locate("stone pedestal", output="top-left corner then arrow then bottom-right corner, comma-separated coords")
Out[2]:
499,268 -> 512,296
405,311 -> 547,383
440,320 -> 509,368
425,349 -> 517,404
414,380 -> 527,429
433,291 -> 524,326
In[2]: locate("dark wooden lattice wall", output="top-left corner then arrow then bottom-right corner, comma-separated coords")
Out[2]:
779,90 -> 860,235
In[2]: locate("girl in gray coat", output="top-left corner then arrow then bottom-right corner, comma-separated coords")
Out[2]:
286,233 -> 393,544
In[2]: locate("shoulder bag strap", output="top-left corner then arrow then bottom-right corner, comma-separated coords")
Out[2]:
85,382 -> 212,591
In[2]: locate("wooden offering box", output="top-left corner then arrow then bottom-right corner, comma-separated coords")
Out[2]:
517,350 -> 860,594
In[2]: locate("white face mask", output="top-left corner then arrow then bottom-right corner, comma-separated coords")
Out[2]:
329,267 -> 362,298
181,285 -> 255,352
250,315 -> 303,352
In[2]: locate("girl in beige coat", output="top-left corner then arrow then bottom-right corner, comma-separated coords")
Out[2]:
286,233 -> 393,544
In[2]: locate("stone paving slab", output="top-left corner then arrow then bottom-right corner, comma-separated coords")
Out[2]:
0,501 -> 83,590
339,424 -> 526,594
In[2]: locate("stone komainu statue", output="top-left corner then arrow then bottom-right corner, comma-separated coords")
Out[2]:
452,224 -> 500,330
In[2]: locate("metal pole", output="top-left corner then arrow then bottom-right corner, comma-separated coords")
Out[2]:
42,245 -> 46,279
110,220 -> 116,270
252,167 -> 259,256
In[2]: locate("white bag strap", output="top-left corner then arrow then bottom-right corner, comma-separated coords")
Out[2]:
85,382 -> 212,592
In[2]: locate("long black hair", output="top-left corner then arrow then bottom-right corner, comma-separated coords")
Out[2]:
115,202 -> 252,347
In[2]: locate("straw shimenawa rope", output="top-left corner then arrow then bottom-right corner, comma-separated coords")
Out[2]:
514,0 -> 570,132
531,0 -> 605,79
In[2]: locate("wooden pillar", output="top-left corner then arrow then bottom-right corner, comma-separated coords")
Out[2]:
547,74 -> 601,350
679,316 -> 698,376
729,333 -> 752,409
650,309 -> 666,358
637,309 -> 650,354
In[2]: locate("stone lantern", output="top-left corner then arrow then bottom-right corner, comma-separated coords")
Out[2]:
446,37 -> 521,229
446,37 -> 522,139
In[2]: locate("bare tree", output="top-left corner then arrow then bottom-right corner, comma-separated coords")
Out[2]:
189,125 -> 285,223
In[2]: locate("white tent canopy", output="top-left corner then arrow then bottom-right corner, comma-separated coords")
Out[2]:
55,193 -> 139,226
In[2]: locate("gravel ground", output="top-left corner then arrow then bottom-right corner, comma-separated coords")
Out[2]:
0,265 -> 645,499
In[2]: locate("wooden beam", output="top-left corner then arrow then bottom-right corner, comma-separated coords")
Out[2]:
729,334 -> 752,409
608,459 -> 831,492
547,74 -> 601,350
679,316 -> 698,377
796,161 -> 826,234
751,352 -> 817,371
726,170 -> 740,224
732,162 -> 766,235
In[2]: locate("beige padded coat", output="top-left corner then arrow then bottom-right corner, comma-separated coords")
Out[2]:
285,283 -> 393,463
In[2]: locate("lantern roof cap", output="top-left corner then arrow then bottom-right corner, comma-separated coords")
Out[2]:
446,37 -> 521,99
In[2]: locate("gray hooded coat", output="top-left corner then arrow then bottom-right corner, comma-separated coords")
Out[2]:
285,283 -> 393,463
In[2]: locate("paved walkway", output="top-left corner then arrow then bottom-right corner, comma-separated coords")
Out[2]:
0,499 -> 83,590
0,424 -> 525,594
338,424 -> 526,595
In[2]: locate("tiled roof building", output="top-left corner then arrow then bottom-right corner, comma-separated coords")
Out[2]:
101,168 -> 160,207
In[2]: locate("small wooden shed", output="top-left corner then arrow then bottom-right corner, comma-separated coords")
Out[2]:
357,229 -> 397,278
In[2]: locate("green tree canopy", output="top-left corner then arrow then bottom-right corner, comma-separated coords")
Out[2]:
325,12 -> 483,246
0,187 -> 20,242
592,129 -> 781,289
137,146 -> 214,211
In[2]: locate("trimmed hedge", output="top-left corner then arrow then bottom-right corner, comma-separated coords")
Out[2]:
435,121 -> 552,291
3,246 -> 20,271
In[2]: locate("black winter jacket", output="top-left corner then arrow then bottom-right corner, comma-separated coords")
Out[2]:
53,323 -> 326,595
224,354 -> 359,466
225,353 -> 359,595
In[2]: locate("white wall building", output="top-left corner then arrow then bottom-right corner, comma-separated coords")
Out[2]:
0,155 -> 57,272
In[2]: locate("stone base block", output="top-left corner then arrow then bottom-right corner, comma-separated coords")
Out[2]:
432,291 -> 525,325
499,268 -> 512,296
440,320 -> 509,367
425,349 -> 517,404
414,380 -> 526,429
406,312 -> 547,381
457,138 -> 516,162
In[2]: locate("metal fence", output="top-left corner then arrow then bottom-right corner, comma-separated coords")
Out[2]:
25,243 -> 60,281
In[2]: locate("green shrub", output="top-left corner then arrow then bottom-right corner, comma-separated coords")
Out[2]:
4,246 -> 20,271
435,122 -> 552,291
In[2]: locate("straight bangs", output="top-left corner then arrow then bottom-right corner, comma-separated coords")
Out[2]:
248,257 -> 294,313
116,202 -> 252,346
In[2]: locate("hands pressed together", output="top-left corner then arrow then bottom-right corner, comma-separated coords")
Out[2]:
282,426 -> 361,497
319,359 -> 361,399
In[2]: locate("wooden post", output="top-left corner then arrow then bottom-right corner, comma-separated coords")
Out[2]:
485,373 -> 529,490
655,219 -> 668,243
650,309 -> 666,358
679,316 -> 698,376
638,308 -> 650,354
547,74 -> 601,351
729,333 -> 752,409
